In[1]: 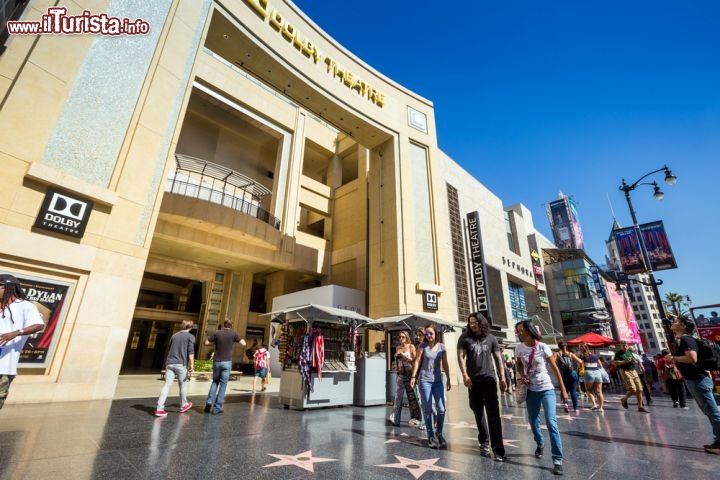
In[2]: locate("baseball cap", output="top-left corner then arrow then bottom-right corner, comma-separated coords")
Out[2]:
0,274 -> 21,285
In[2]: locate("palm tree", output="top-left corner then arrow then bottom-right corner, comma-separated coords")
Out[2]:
665,292 -> 684,316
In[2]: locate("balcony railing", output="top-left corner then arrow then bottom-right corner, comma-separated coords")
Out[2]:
166,154 -> 280,229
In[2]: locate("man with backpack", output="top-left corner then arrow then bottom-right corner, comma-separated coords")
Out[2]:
252,342 -> 270,393
669,314 -> 720,454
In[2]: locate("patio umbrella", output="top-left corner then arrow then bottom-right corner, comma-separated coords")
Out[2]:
365,312 -> 466,333
566,332 -> 619,348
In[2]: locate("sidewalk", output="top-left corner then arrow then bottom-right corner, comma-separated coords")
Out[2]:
1,385 -> 718,479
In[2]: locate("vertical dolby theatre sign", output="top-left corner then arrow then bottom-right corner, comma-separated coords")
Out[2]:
466,211 -> 489,313
34,187 -> 93,238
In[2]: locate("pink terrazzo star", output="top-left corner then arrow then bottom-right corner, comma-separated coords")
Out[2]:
263,450 -> 336,472
377,455 -> 458,479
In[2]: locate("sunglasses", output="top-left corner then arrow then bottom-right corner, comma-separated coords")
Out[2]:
398,335 -> 406,339
424,332 -> 435,337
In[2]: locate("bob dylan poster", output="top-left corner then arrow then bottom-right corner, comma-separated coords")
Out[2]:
16,276 -> 72,368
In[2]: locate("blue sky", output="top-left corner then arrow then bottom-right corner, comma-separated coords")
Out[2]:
293,1 -> 720,310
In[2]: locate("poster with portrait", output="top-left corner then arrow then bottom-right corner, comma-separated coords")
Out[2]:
16,276 -> 73,368
639,221 -> 678,271
613,227 -> 645,274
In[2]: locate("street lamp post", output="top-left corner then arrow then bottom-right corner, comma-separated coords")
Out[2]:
619,165 -> 677,345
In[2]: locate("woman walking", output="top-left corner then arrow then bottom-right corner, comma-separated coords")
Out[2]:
388,330 -> 422,426
410,324 -> 451,449
515,320 -> 568,476
555,341 -> 582,413
578,343 -> 605,411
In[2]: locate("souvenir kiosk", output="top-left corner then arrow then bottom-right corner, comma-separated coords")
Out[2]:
266,304 -> 372,410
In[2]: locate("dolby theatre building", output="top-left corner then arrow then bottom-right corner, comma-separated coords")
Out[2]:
0,0 -> 549,404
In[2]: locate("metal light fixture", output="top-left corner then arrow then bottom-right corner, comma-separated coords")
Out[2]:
663,165 -> 677,185
652,182 -> 665,200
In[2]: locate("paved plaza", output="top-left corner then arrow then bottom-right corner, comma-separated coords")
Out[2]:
0,377 -> 717,479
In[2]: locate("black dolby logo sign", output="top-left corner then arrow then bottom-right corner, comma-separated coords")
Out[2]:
423,291 -> 438,311
34,187 -> 93,238
466,211 -> 489,313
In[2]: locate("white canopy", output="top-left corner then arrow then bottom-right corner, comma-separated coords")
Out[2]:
260,304 -> 373,325
365,312 -> 466,332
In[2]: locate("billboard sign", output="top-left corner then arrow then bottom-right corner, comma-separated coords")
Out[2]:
640,221 -> 678,271
547,197 -> 584,250
466,211 -> 490,316
15,275 -> 73,368
613,227 -> 645,274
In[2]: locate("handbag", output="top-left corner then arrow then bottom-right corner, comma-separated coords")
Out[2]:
515,342 -> 537,404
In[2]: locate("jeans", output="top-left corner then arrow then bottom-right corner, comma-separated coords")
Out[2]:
157,364 -> 188,410
418,380 -> 446,437
468,378 -> 505,456
526,389 -> 563,464
206,361 -> 232,411
562,371 -> 579,411
684,375 -> 720,443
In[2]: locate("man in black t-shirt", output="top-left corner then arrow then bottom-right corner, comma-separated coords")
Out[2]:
204,319 -> 246,414
457,312 -> 507,462
670,314 -> 720,454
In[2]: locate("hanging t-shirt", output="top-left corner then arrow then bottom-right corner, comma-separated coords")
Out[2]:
515,341 -> 554,392
418,343 -> 446,383
0,300 -> 45,375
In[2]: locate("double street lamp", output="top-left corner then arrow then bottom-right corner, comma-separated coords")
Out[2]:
619,165 -> 677,345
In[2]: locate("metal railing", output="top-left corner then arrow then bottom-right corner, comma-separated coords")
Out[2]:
166,154 -> 280,229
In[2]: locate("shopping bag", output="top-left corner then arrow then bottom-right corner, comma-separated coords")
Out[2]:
266,371 -> 272,384
515,383 -> 528,404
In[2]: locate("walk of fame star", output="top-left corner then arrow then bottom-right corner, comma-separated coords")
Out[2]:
263,450 -> 336,472
377,455 -> 458,479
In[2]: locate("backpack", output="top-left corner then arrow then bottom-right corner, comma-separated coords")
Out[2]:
696,338 -> 720,371
558,354 -> 573,372
254,348 -> 268,369
665,363 -> 681,380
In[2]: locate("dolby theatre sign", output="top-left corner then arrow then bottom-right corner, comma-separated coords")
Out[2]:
34,187 -> 93,238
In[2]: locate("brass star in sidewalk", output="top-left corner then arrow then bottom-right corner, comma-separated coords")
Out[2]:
377,455 -> 458,479
263,450 -> 336,472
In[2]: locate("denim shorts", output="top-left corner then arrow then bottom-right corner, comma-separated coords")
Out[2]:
584,370 -> 603,384
254,367 -> 267,378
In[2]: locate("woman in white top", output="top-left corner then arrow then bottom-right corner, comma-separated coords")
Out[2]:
515,320 -> 568,476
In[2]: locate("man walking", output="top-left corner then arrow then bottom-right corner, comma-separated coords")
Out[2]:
614,341 -> 649,413
205,319 -> 245,414
155,319 -> 195,417
669,314 -> 720,454
457,312 -> 507,462
0,274 -> 45,409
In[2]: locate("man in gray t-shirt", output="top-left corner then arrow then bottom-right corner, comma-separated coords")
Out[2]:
457,312 -> 507,461
155,320 -> 195,417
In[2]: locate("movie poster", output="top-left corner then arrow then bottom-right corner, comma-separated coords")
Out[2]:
640,221 -> 678,271
613,227 -> 645,275
16,276 -> 73,368
606,282 -> 641,345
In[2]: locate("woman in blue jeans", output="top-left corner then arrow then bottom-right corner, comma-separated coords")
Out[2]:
410,324 -> 451,449
515,321 -> 568,476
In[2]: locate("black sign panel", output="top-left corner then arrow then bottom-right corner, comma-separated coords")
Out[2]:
34,187 -> 93,238
423,291 -> 438,311
466,211 -> 489,314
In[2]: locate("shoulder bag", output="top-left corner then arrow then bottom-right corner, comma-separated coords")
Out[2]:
515,342 -> 537,404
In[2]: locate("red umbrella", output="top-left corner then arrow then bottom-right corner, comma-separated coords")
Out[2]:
566,332 -> 619,348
